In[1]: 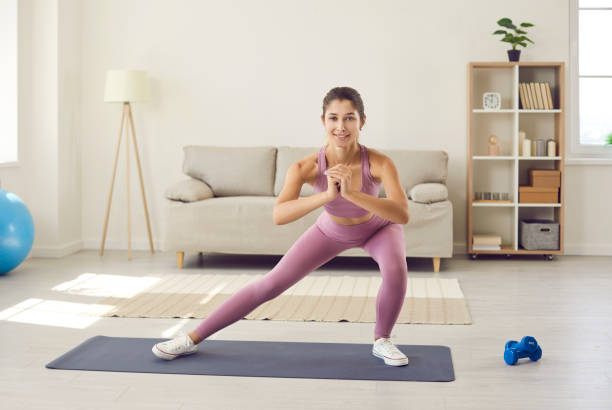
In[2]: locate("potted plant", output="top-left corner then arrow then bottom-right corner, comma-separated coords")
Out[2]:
493,18 -> 534,62
606,132 -> 612,145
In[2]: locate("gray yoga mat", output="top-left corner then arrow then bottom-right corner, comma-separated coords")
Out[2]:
46,336 -> 455,382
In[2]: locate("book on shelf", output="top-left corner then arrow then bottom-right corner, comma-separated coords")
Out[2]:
525,82 -> 535,109
473,234 -> 502,246
518,83 -> 528,109
533,82 -> 544,109
519,82 -> 554,110
544,83 -> 553,109
540,83 -> 549,110
472,244 -> 502,251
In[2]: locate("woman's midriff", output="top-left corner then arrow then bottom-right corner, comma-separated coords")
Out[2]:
326,211 -> 374,226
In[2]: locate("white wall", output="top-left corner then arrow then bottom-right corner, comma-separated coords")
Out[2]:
3,0 -> 61,253
0,0 -> 82,257
1,0 -> 609,257
57,0 -> 82,252
0,0 -> 18,164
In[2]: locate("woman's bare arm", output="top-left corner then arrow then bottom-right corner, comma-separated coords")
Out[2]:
273,162 -> 329,225
343,156 -> 409,224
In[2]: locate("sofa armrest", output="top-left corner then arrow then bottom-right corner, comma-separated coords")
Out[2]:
408,183 -> 448,204
165,178 -> 214,203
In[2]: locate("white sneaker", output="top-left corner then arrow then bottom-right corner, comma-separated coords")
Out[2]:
372,338 -> 409,366
152,332 -> 198,360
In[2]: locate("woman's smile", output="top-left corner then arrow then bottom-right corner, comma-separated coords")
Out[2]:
335,133 -> 350,141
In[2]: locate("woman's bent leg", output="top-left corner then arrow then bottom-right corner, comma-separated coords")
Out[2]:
191,224 -> 352,342
361,223 -> 408,340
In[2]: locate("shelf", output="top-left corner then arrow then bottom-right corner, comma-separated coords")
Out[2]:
471,248 -> 563,255
468,62 -> 565,257
473,156 -> 563,160
472,109 -> 562,114
519,110 -> 562,113
518,156 -> 562,160
472,203 -> 561,208
472,156 -> 515,160
518,203 -> 561,207
473,202 -> 514,207
472,109 -> 515,113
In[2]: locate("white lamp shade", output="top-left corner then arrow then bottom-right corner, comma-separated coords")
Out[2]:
104,70 -> 150,103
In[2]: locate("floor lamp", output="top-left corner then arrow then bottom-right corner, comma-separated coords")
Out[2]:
100,70 -> 154,260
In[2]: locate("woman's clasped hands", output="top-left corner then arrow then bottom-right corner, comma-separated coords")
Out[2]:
324,163 -> 353,201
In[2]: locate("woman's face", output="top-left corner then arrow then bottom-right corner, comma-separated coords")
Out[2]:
321,99 -> 365,148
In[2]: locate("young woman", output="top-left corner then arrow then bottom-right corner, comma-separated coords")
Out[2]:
153,87 -> 411,366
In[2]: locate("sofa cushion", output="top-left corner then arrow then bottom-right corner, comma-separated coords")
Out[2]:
409,183 -> 448,204
165,178 -> 214,202
183,146 -> 277,196
274,146 -> 319,197
377,150 -> 448,197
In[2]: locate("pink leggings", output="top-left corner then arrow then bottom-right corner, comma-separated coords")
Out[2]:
192,212 -> 408,341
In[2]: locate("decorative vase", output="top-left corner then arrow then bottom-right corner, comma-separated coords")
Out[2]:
507,49 -> 521,62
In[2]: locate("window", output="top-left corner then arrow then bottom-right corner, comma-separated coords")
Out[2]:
570,0 -> 612,158
0,0 -> 18,165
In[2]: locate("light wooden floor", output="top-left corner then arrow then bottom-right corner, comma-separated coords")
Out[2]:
1,250 -> 611,409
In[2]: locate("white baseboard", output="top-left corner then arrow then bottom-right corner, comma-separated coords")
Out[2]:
454,242 -> 612,256
564,243 -> 612,256
82,238 -> 163,252
454,242 -> 468,255
28,239 -> 612,258
30,240 -> 83,258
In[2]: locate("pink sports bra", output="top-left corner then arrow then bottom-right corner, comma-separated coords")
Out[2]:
313,144 -> 381,218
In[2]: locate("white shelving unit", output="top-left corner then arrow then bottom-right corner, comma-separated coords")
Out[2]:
467,62 -> 565,257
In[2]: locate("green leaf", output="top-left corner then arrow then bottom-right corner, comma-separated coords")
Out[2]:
493,30 -> 508,35
606,132 -> 612,145
514,36 -> 534,46
520,22 -> 534,27
497,18 -> 513,28
516,29 -> 527,35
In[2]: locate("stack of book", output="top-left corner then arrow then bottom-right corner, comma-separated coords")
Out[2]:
473,234 -> 502,251
519,82 -> 554,110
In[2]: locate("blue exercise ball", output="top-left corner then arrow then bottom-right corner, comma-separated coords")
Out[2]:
0,189 -> 35,275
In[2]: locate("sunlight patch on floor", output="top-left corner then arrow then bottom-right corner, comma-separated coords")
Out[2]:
198,282 -> 230,305
0,298 -> 115,329
161,318 -> 192,338
52,273 -> 161,298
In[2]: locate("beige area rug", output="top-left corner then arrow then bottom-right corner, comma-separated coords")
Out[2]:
98,274 -> 472,325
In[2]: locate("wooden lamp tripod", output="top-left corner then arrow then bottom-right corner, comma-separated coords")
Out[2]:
100,70 -> 154,260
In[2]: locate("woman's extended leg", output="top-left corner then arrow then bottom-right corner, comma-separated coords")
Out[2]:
361,223 -> 408,340
189,224 -> 354,343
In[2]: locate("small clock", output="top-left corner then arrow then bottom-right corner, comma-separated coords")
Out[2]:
483,92 -> 501,110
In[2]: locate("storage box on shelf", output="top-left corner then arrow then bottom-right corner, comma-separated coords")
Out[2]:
518,186 -> 559,203
519,168 -> 561,204
467,62 -> 565,259
519,220 -> 560,251
529,169 -> 561,188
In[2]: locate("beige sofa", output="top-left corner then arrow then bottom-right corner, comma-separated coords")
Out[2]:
163,146 -> 453,272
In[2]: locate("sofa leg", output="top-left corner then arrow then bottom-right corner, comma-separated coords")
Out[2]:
177,252 -> 184,269
432,257 -> 440,273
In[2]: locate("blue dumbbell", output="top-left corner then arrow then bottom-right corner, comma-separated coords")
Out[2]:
504,336 -> 542,365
